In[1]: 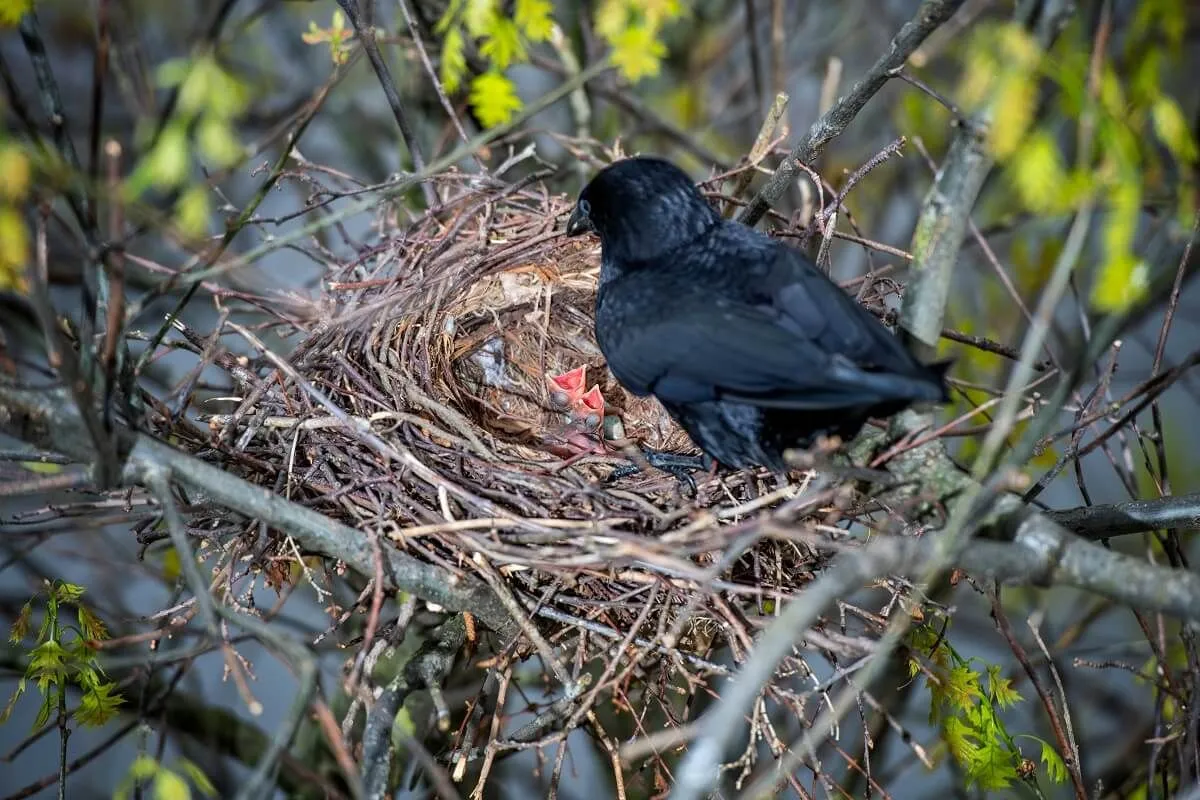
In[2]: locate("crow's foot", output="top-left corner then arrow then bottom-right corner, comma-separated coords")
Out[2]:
608,448 -> 714,495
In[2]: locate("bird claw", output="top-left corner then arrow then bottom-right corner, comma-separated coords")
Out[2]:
607,447 -> 712,496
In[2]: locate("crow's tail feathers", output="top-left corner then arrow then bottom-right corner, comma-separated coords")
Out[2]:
924,358 -> 955,402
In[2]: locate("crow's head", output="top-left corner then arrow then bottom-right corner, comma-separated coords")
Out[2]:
565,157 -> 720,262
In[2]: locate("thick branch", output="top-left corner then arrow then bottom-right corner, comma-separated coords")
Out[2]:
1046,492 -> 1200,540
671,502 -> 1200,799
737,0 -> 967,227
0,383 -> 517,641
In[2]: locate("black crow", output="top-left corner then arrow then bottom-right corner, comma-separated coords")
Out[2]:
564,156 -> 949,480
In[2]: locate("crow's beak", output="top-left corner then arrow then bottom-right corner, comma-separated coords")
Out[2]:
565,205 -> 594,237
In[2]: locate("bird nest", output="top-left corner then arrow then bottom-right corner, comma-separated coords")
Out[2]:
182,154 -> 931,787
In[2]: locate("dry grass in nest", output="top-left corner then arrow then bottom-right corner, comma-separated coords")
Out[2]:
185,158 -> 925,786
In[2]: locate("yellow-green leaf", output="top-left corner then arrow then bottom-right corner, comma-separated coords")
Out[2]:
1008,131 -> 1065,212
197,118 -> 243,167
1101,179 -> 1140,259
441,26 -> 467,93
175,187 -> 211,238
153,769 -> 192,800
1091,252 -> 1148,313
20,461 -> 63,474
469,71 -> 522,128
643,0 -> 685,26
989,72 -> 1037,158
0,206 -> 30,288
0,0 -> 33,27
594,0 -> 629,40
176,58 -> 216,115
515,0 -> 553,42
127,755 -> 162,783
1098,65 -> 1126,116
1038,738 -> 1069,783
138,124 -> 192,190
177,760 -> 216,797
610,24 -> 666,82
161,547 -> 182,583
463,0 -> 496,37
957,45 -> 997,111
0,144 -> 30,201
1151,95 -> 1198,163
479,17 -> 525,71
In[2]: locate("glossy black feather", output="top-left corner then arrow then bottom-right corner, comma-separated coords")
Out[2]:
568,156 -> 949,471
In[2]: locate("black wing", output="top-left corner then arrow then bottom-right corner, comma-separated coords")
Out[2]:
748,241 -> 923,373
596,222 -> 948,411
599,290 -> 945,411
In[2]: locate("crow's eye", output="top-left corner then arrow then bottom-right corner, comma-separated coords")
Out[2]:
578,199 -> 591,216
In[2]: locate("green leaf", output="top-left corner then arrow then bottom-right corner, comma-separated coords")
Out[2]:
479,17 -> 525,71
0,0 -> 34,27
33,690 -> 53,729
197,118 -> 243,167
175,187 -> 212,238
440,26 -> 467,94
463,0 -> 496,37
76,680 -> 124,726
162,547 -> 182,583
1091,252 -> 1148,313
435,0 -> 464,35
989,72 -> 1037,158
943,716 -> 982,765
0,207 -> 30,291
153,769 -> 192,800
1017,735 -> 1070,784
0,678 -> 26,724
1008,130 -> 1066,212
1152,95 -> 1198,163
1101,178 -> 1141,259
178,759 -> 217,797
469,71 -> 523,128
136,124 -> 192,191
176,58 -> 216,115
53,582 -> 85,604
610,24 -> 666,82
154,59 -> 191,90
515,0 -> 553,41
128,755 -> 162,782
943,664 -> 983,712
967,741 -> 1017,790
20,460 -> 63,474
987,664 -> 1022,709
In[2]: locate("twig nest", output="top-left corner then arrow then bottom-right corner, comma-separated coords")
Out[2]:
441,239 -> 685,459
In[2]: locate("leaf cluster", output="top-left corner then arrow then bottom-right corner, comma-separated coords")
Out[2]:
909,623 -> 1067,791
2,580 -> 124,730
126,55 -> 251,237
955,1 -> 1197,314
434,0 -> 684,128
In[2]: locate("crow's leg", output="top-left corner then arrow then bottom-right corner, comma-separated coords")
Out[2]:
608,448 -> 714,494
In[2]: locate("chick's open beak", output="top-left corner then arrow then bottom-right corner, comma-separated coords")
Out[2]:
565,205 -> 594,237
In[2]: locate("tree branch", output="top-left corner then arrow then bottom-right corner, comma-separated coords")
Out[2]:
671,499 -> 1200,799
0,382 -> 518,641
334,0 -> 438,208
736,0 -> 968,228
1046,492 -> 1200,540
